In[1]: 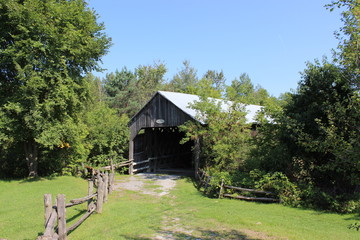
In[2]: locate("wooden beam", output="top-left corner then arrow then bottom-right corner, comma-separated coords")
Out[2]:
67,206 -> 95,233
223,185 -> 275,195
133,165 -> 150,172
222,194 -> 279,202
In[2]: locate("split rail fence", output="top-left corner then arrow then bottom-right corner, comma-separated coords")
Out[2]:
196,169 -> 280,203
38,160 -> 132,240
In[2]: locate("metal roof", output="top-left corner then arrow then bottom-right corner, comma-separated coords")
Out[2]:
158,91 -> 264,124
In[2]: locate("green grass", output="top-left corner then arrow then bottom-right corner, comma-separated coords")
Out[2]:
168,178 -> 360,240
0,176 -> 88,240
1,175 -> 359,240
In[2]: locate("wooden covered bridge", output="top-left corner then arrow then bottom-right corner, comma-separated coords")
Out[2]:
128,91 -> 263,175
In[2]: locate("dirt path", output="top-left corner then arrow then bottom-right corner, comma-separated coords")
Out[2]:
112,173 -> 282,240
113,173 -> 181,196
113,173 -> 194,239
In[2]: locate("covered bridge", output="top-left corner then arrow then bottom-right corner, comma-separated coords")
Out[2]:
128,91 -> 263,175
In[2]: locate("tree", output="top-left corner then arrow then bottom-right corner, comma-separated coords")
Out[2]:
326,0 -> 360,87
203,70 -> 226,93
0,0 -> 111,176
167,60 -> 198,93
277,60 -> 359,211
83,76 -> 129,167
226,73 -> 255,104
103,67 -> 138,117
135,62 -> 167,106
180,86 -> 251,172
226,73 -> 276,106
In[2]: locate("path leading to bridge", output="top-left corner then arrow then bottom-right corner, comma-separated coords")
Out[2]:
112,173 -> 281,240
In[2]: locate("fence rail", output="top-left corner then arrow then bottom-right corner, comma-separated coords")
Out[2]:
195,169 -> 280,203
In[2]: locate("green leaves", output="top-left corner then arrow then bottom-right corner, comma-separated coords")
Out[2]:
0,0 -> 111,176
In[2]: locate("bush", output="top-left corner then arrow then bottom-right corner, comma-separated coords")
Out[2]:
254,172 -> 301,206
300,185 -> 360,213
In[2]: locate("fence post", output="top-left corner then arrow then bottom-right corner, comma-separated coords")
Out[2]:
96,174 -> 104,213
129,160 -> 134,175
44,194 -> 52,227
57,194 -> 67,240
109,172 -> 114,194
218,179 -> 224,199
104,172 -> 109,202
87,179 -> 94,211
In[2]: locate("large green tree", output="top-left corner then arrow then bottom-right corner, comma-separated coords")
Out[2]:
255,60 -> 360,212
0,0 -> 111,176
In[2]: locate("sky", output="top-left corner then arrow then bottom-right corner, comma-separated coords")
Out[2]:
87,0 -> 343,97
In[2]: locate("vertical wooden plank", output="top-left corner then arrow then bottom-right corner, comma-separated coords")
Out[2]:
96,175 -> 104,214
44,194 -> 52,228
104,172 -> 109,202
57,194 -> 66,240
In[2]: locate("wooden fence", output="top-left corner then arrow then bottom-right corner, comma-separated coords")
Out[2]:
38,159 -> 131,240
196,169 -> 280,203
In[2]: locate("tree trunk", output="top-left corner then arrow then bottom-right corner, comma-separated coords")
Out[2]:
24,140 -> 38,177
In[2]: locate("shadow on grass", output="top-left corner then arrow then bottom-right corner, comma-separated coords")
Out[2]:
345,214 -> 360,221
118,228 -> 261,240
0,176 -> 56,183
19,175 -> 56,183
67,208 -> 87,223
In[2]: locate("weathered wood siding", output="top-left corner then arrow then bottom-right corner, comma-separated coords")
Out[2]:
129,93 -> 194,140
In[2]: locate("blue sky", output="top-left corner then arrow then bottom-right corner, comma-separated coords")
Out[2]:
88,0 -> 343,97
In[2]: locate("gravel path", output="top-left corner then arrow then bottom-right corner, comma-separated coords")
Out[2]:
113,173 -> 181,196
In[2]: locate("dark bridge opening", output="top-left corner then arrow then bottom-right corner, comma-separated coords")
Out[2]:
133,127 -> 193,173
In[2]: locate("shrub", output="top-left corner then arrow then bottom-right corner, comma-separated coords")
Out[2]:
255,172 -> 301,206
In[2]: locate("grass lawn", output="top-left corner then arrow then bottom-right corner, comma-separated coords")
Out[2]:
1,175 -> 359,239
0,176 -> 88,240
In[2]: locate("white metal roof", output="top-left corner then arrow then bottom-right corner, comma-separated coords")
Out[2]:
158,91 -> 264,124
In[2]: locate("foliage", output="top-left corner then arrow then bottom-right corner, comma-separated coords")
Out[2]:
254,171 -> 301,206
81,74 -> 129,167
135,62 -> 167,106
0,0 -> 111,176
226,73 -> 278,106
84,106 -> 129,167
284,60 -> 359,195
166,60 -> 198,93
180,93 -> 251,172
251,60 -> 360,212
348,222 -> 360,231
326,0 -> 360,81
103,67 -> 138,117
103,62 -> 167,118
